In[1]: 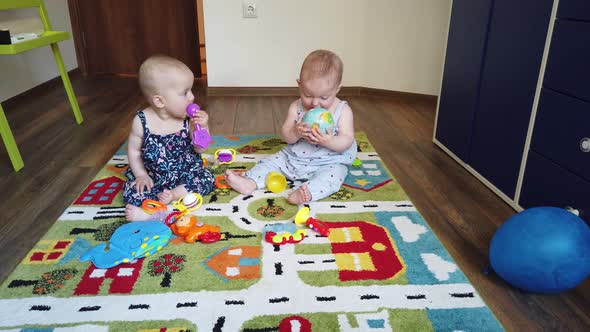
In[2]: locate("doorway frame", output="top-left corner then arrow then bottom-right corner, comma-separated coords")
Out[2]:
66,0 -> 203,78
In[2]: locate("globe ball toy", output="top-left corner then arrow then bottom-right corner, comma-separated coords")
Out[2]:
489,207 -> 590,293
302,108 -> 335,134
266,172 -> 287,193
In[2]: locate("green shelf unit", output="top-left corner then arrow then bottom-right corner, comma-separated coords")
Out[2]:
0,0 -> 83,172
0,31 -> 69,55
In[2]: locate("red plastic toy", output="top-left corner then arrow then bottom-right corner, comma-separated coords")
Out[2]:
294,207 -> 330,236
305,218 -> 330,237
265,229 -> 307,245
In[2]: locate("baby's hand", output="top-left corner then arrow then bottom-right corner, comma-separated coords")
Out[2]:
307,127 -> 333,146
133,175 -> 154,195
295,122 -> 311,139
190,109 -> 209,129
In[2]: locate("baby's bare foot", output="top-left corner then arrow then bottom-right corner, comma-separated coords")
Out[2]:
225,170 -> 256,195
288,184 -> 311,205
170,185 -> 189,200
125,204 -> 153,221
158,186 -> 189,204
158,189 -> 174,204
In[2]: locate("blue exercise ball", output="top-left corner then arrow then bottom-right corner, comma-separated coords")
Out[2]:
489,207 -> 590,293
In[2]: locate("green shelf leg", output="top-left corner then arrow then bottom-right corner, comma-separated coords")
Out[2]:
51,43 -> 83,125
0,103 -> 24,171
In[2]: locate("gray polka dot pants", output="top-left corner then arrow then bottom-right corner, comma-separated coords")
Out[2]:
246,151 -> 348,201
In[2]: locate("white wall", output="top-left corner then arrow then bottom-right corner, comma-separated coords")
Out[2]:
204,0 -> 367,88
0,0 -> 77,102
0,1 -> 451,99
364,0 -> 451,95
204,0 -> 451,95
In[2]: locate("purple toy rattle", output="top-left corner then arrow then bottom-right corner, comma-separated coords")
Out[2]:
186,103 -> 212,149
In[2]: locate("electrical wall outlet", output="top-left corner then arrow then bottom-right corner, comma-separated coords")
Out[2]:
243,0 -> 257,19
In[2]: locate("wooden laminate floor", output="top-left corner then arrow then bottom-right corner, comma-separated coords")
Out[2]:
0,73 -> 588,331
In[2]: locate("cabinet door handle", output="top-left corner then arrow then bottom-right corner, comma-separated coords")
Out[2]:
581,137 -> 590,152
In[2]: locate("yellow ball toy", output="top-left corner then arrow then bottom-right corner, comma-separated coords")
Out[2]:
265,172 -> 287,193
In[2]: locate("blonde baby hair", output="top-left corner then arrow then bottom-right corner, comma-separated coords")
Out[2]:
138,55 -> 191,99
299,49 -> 343,87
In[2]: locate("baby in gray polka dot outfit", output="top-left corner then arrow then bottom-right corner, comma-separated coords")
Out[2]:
226,50 -> 357,204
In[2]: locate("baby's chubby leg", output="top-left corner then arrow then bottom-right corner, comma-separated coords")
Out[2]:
225,170 -> 257,195
227,152 -> 286,195
292,164 -> 348,203
123,179 -> 161,221
158,185 -> 189,204
125,204 -> 153,221
287,184 -> 311,205
173,167 -> 216,201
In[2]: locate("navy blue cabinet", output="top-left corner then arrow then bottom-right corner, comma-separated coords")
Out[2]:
468,0 -> 553,198
435,0 -> 493,161
544,20 -> 590,102
531,89 -> 590,182
435,0 -> 553,198
520,151 -> 590,220
436,0 -> 590,218
519,14 -> 590,220
558,0 -> 590,22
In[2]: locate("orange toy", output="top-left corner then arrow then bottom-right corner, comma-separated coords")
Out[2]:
170,215 -> 221,243
141,199 -> 167,215
215,175 -> 230,189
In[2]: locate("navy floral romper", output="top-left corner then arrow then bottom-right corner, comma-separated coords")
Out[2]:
123,110 -> 215,206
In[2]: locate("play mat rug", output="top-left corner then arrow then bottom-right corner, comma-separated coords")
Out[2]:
0,133 -> 503,331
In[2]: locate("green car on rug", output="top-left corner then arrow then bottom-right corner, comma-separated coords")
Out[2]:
0,133 -> 503,331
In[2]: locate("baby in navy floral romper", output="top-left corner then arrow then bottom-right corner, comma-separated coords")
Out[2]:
123,55 -> 214,221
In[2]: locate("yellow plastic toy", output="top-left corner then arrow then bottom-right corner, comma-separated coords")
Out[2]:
294,206 -> 330,236
266,172 -> 287,193
295,206 -> 311,225
172,193 -> 203,218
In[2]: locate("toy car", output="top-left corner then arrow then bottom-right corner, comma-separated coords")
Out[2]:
265,229 -> 307,245
306,218 -> 330,236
